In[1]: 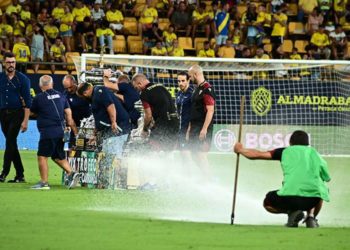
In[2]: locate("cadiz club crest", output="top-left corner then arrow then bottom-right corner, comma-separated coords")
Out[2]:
251,87 -> 272,116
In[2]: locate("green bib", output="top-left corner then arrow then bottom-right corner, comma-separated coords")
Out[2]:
277,146 -> 331,202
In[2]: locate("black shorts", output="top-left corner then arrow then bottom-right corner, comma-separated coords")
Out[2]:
188,125 -> 212,152
37,138 -> 66,160
271,36 -> 283,45
264,190 -> 321,212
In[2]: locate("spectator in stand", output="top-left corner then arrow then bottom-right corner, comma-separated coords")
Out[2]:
231,22 -> 242,49
324,9 -> 337,33
167,39 -> 185,56
334,0 -> 347,20
59,6 -> 74,52
197,41 -> 215,57
191,3 -> 211,40
217,39 -> 235,58
310,26 -> 331,59
151,41 -> 168,56
80,16 -> 96,53
51,1 -> 65,22
120,0 -> 136,16
319,0 -> 332,16
91,2 -> 105,26
30,24 -> 46,73
163,24 -> 177,48
241,3 -> 260,48
0,15 -> 13,53
20,4 -> 31,23
307,8 -> 324,35
96,20 -> 114,54
143,23 -> 163,54
339,9 -> 350,31
5,0 -> 22,16
241,47 -> 252,58
253,47 -> 270,79
106,2 -> 124,35
37,8 -> 50,26
255,4 -> 272,38
289,47 -> 305,77
138,0 -> 158,36
170,1 -> 192,37
330,25 -> 348,59
271,0 -> 284,13
290,47 -> 302,60
11,13 -> 25,37
271,5 -> 288,58
298,0 -> 318,22
49,36 -> 66,74
72,0 -> 91,44
12,36 -> 30,73
44,18 -> 60,46
214,2 -> 231,50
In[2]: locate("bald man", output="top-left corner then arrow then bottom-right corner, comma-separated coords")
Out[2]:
131,73 -> 179,151
62,74 -> 91,148
187,64 -> 215,176
30,75 -> 79,190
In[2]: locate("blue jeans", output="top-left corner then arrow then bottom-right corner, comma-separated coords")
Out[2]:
99,35 -> 113,53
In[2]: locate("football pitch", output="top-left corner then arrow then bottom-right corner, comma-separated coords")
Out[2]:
0,150 -> 349,250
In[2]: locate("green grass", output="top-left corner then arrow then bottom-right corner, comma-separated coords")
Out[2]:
0,150 -> 349,250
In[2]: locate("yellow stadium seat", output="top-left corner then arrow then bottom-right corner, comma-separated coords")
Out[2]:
65,52 -> 80,71
127,36 -> 143,54
113,35 -> 127,53
158,18 -> 170,31
178,37 -> 194,50
282,39 -> 293,53
294,40 -> 309,53
194,37 -> 208,52
288,22 -> 306,35
124,17 -> 138,35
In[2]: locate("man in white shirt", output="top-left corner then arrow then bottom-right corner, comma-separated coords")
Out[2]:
329,25 -> 348,59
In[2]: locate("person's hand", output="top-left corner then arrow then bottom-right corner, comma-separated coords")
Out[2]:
199,128 -> 207,141
234,142 -> 243,154
20,121 -> 28,132
111,121 -> 118,133
103,68 -> 112,78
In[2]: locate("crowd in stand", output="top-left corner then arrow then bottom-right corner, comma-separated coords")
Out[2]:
1,0 -> 350,73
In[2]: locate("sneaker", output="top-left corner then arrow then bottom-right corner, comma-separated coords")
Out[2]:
286,210 -> 304,227
8,176 -> 26,183
67,172 -> 80,189
0,174 -> 5,183
31,182 -> 50,190
304,216 -> 320,228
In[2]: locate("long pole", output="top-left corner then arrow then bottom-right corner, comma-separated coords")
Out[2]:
231,95 -> 245,225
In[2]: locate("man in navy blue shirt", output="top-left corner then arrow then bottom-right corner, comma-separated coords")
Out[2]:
103,69 -> 141,128
175,71 -> 194,149
0,52 -> 32,183
30,75 -> 79,190
62,74 -> 91,147
77,82 -> 131,140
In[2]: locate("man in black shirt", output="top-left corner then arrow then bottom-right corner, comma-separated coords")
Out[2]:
187,64 -> 215,176
0,52 -> 32,183
131,73 -> 179,151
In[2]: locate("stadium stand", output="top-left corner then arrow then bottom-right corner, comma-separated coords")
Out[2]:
1,0 -> 349,73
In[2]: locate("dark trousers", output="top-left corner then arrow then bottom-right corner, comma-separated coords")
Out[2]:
0,109 -> 25,178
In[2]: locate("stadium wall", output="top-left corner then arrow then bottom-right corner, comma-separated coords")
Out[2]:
1,75 -> 348,154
